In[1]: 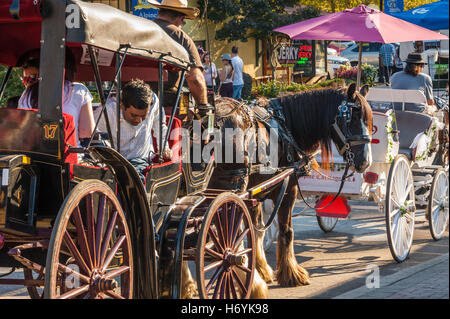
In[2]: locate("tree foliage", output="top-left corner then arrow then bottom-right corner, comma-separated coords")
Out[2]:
300,0 -> 440,13
0,65 -> 23,107
199,0 -> 320,77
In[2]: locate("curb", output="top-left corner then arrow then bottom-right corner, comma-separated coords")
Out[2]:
333,253 -> 449,299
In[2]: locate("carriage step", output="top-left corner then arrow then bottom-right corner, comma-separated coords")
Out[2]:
412,167 -> 439,174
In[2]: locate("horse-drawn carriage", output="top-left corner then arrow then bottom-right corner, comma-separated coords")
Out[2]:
0,0 -> 377,299
292,87 -> 449,263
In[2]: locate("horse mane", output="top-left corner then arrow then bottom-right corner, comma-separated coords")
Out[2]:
276,89 -> 346,168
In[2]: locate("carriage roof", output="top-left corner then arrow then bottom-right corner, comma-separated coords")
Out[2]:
0,0 -> 191,69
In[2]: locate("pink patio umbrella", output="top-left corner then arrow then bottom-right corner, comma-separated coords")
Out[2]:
274,5 -> 448,88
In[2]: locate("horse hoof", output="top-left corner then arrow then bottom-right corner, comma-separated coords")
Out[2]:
181,281 -> 198,299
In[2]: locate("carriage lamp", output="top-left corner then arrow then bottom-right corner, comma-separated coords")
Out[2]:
364,172 -> 378,184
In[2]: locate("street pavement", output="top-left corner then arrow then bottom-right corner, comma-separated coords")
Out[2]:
0,200 -> 448,299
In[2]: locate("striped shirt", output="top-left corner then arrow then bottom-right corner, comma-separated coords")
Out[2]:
95,93 -> 167,161
379,43 -> 396,67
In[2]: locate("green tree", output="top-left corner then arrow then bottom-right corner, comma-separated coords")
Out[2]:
301,0 -> 439,13
199,0 -> 320,78
0,65 -> 23,107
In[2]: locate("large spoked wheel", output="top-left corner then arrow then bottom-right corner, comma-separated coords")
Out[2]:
262,199 -> 278,251
316,215 -> 338,233
428,169 -> 449,241
385,155 -> 416,263
196,192 -> 255,299
44,180 -> 133,299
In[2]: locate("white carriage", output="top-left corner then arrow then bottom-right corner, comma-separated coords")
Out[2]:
264,88 -> 449,263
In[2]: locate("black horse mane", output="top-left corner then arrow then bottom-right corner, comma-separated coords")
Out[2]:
276,89 -> 346,158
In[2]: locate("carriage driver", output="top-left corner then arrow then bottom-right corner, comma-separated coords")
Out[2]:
147,0 -> 212,114
96,79 -> 172,183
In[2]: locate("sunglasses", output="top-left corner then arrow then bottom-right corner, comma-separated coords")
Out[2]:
21,74 -> 38,86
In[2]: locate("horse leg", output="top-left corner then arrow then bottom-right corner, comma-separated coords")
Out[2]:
249,202 -> 274,283
276,179 -> 310,286
181,261 -> 197,299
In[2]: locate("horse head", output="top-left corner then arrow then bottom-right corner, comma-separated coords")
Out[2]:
330,83 -> 373,173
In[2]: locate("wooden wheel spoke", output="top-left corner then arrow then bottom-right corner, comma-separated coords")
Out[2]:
86,193 -> 96,268
222,203 -> 230,247
213,212 -> 227,249
57,263 -> 90,284
225,273 -> 231,299
229,272 -> 238,299
101,235 -> 126,272
231,210 -> 243,248
227,203 -> 236,248
212,272 -> 225,299
207,227 -> 224,253
63,231 -> 91,275
56,285 -> 90,299
105,266 -> 130,279
236,264 -> 251,274
206,265 -> 224,293
104,290 -> 125,299
231,268 -> 247,295
95,194 -> 107,268
100,211 -> 118,267
235,247 -> 252,257
204,260 -> 223,273
233,228 -> 249,251
205,247 -> 223,260
71,207 -> 93,270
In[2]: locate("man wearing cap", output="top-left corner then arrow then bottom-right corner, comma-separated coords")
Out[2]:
391,52 -> 437,114
147,0 -> 210,113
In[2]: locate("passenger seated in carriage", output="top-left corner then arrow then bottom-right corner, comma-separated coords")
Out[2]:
391,52 -> 437,115
96,79 -> 172,182
18,49 -> 96,146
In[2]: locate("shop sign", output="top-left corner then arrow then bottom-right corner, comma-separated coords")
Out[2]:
384,0 -> 404,14
277,45 -> 313,67
132,0 -> 160,20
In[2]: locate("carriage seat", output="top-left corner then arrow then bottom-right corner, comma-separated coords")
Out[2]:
142,115 -> 182,177
395,111 -> 433,160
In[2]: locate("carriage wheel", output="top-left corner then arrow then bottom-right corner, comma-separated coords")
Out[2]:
385,155 -> 416,263
428,169 -> 449,241
262,199 -> 278,251
316,216 -> 338,233
24,268 -> 44,299
44,180 -> 133,299
196,192 -> 255,299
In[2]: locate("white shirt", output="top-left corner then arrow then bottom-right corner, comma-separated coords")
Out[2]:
203,62 -> 218,87
19,80 -> 93,146
231,55 -> 244,86
95,93 -> 167,161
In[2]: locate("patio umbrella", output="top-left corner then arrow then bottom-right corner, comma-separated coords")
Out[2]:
390,0 -> 449,31
274,5 -> 448,88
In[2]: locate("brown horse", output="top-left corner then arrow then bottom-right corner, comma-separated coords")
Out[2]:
181,83 -> 373,298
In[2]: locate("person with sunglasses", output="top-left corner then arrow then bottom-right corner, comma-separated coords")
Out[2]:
18,51 -> 96,147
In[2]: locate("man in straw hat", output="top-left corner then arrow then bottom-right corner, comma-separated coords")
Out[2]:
391,52 -> 437,114
148,0 -> 210,113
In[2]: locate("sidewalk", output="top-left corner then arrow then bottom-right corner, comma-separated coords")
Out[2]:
334,253 -> 449,299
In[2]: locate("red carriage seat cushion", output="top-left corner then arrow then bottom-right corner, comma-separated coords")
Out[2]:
143,115 -> 182,176
63,112 -> 78,164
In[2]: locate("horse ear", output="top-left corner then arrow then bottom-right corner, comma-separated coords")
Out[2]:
347,83 -> 356,101
360,84 -> 370,97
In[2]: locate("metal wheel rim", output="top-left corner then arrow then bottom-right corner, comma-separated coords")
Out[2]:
197,195 -> 255,299
429,170 -> 449,240
386,157 -> 415,262
45,181 -> 133,299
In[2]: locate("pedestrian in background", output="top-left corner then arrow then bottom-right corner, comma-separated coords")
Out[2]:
202,52 -> 217,93
219,54 -> 234,98
379,42 -> 396,85
231,46 -> 244,99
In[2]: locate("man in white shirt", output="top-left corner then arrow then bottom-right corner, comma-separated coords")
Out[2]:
231,46 -> 244,100
97,79 -> 171,182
